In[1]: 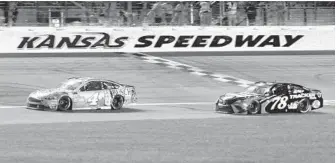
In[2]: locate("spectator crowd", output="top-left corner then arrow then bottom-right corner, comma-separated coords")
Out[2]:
0,1 -> 335,27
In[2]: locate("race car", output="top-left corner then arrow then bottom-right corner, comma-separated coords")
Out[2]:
26,77 -> 137,111
215,81 -> 323,114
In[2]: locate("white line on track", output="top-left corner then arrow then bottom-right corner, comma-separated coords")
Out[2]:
0,106 -> 26,109
0,102 -> 213,109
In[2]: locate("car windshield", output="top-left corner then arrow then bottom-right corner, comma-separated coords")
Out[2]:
244,86 -> 268,94
58,80 -> 83,90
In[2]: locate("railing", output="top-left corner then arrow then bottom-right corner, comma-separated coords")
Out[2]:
0,1 -> 334,27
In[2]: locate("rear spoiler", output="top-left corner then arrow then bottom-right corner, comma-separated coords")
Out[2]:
120,84 -> 135,88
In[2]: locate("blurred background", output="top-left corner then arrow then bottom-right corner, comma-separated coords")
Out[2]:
0,1 -> 334,27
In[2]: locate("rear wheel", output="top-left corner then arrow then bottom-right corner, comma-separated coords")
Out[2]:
111,95 -> 124,110
297,98 -> 311,113
57,96 -> 72,111
247,100 -> 261,115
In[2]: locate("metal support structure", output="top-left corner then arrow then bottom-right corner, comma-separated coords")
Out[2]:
314,1 -> 317,22
141,2 -> 147,23
60,11 -> 64,27
70,1 -> 102,23
263,5 -> 267,25
304,2 -> 307,25
219,1 -> 224,26
7,2 -> 14,26
65,1 -> 68,24
48,8 -> 51,27
190,3 -> 194,25
127,1 -> 132,26
287,2 -> 290,21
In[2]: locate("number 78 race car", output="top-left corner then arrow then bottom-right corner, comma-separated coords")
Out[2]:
215,81 -> 323,114
26,77 -> 137,111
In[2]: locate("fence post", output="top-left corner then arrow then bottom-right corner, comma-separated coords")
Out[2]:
127,1 -> 132,26
8,2 -> 14,27
287,2 -> 290,22
219,1 -> 223,26
263,6 -> 267,25
48,8 -> 51,27
190,3 -> 194,25
303,2 -> 307,25
60,10 -> 64,27
64,2 -> 68,26
141,2 -> 147,25
314,1 -> 317,24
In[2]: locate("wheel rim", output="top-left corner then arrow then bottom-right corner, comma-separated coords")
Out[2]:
298,100 -> 309,113
59,97 -> 70,110
112,97 -> 123,109
248,102 -> 258,114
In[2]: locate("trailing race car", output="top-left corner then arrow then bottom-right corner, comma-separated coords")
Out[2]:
26,77 -> 137,111
215,81 -> 323,114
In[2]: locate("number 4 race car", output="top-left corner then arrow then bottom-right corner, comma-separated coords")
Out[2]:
215,81 -> 323,114
26,77 -> 137,111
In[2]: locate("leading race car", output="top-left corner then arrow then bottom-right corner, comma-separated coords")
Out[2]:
26,77 -> 137,111
215,81 -> 323,114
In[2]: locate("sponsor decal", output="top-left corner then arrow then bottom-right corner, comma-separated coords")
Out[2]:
290,93 -> 316,100
288,101 -> 299,109
316,92 -> 322,98
18,33 -> 128,49
293,89 -> 304,93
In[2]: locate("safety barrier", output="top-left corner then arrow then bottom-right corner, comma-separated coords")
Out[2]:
0,26 -> 334,53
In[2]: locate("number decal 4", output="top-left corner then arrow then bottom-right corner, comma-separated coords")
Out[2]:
87,91 -> 113,106
87,92 -> 99,106
270,96 -> 289,110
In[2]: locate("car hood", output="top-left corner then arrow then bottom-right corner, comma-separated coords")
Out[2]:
29,88 -> 70,99
220,91 -> 260,100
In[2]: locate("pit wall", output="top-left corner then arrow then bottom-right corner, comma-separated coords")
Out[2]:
0,26 -> 334,53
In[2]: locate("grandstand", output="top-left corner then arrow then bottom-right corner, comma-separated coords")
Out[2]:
0,1 -> 334,27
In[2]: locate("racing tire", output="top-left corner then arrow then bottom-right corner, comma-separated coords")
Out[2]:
297,98 -> 311,114
247,100 -> 261,115
57,96 -> 72,111
111,95 -> 124,110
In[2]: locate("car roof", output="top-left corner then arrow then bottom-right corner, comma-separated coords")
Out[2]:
67,77 -> 121,85
252,82 -> 308,92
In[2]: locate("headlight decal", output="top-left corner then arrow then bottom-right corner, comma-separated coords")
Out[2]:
45,96 -> 57,100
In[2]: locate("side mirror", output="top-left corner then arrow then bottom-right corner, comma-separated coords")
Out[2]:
73,91 -> 78,94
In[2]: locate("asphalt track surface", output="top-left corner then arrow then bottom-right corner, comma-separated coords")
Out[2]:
0,51 -> 334,163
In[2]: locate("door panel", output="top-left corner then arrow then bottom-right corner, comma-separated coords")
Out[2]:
74,91 -> 98,108
264,95 -> 290,112
72,80 -> 106,109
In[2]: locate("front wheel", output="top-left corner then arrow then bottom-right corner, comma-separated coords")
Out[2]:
297,98 -> 311,113
247,100 -> 261,115
57,96 -> 72,111
111,95 -> 124,110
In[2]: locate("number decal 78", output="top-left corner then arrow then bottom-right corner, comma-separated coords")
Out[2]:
270,96 -> 289,110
